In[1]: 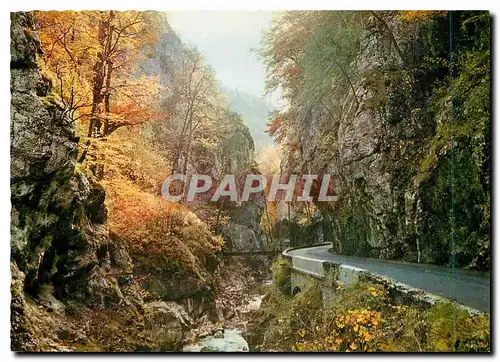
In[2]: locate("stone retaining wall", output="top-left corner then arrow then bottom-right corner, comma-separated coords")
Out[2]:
283,248 -> 483,316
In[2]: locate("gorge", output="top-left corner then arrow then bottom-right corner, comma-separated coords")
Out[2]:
10,10 -> 490,352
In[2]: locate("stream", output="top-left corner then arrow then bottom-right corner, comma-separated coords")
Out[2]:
182,329 -> 249,352
182,287 -> 268,352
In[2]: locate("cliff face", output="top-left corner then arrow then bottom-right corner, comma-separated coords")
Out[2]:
10,13 -> 193,351
222,86 -> 274,150
10,12 -> 132,349
280,12 -> 490,269
10,12 -> 261,351
11,12 -> 103,298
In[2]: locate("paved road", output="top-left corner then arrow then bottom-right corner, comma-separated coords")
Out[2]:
287,245 -> 490,313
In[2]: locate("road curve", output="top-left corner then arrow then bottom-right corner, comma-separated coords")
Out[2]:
287,245 -> 490,313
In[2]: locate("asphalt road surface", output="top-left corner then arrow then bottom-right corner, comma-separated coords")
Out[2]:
287,245 -> 490,313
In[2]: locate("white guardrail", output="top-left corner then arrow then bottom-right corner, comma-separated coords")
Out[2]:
282,245 -> 484,316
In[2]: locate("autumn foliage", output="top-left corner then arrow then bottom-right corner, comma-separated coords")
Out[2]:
104,179 -> 223,276
98,126 -> 223,276
398,10 -> 448,22
33,10 -> 231,277
253,276 -> 490,352
35,11 -> 164,132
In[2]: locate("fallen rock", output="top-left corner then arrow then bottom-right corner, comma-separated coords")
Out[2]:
144,301 -> 193,351
214,330 -> 223,339
86,268 -> 123,309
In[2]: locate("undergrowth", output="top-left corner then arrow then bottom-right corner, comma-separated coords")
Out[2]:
248,264 -> 490,352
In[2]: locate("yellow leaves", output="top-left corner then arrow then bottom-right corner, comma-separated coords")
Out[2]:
35,10 -> 166,132
391,304 -> 409,314
434,339 -> 449,352
358,326 -> 373,342
102,175 -> 221,276
293,344 -> 305,352
398,10 -> 448,22
379,343 -> 389,351
368,285 -> 386,297
287,282 -> 489,353
337,308 -> 383,329
312,306 -> 386,352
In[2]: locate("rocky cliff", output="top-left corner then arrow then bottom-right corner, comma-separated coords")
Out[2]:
276,11 -> 490,269
10,12 -> 137,350
9,12 -> 236,351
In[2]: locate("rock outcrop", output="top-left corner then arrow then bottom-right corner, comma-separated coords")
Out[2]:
279,12 -> 490,269
222,201 -> 265,252
10,12 -> 130,349
9,12 -> 202,351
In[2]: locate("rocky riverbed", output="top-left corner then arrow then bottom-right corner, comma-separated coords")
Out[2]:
182,282 -> 268,352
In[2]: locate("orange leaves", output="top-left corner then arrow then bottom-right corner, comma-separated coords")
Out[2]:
35,11 -> 166,132
294,307 -> 385,352
398,11 -> 448,22
103,178 -> 222,275
266,115 -> 281,136
280,282 -> 489,352
266,111 -> 290,144
102,128 -> 169,191
259,11 -> 314,98
278,65 -> 303,76
107,75 -> 165,130
336,309 -> 383,330
103,180 -> 163,232
36,11 -> 101,115
99,126 -> 222,276
292,284 -> 392,352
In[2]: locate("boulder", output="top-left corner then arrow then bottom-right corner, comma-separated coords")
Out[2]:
86,268 -> 124,309
144,301 -> 193,351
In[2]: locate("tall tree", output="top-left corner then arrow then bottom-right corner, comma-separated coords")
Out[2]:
36,10 -> 165,177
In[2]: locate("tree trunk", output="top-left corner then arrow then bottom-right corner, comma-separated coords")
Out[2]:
96,59 -> 113,179
87,11 -> 115,178
182,118 -> 194,175
171,118 -> 188,174
104,60 -> 113,136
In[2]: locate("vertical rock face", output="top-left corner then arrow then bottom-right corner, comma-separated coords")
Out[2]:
9,13 -> 155,352
10,15 -> 134,350
280,15 -> 422,259
320,18 -> 414,258
10,12 -> 235,352
281,13 -> 490,268
10,11 -> 104,298
223,201 -> 265,252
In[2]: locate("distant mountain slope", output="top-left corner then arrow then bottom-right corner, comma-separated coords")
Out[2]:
221,86 -> 274,150
140,25 -> 184,94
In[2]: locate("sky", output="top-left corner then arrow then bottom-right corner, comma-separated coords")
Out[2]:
167,11 -> 280,105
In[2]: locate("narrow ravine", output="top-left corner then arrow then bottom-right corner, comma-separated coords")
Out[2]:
9,10 -> 491,353
182,276 -> 271,352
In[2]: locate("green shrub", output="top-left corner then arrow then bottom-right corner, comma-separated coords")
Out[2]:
271,256 -> 291,296
249,281 -> 490,352
425,303 -> 490,352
